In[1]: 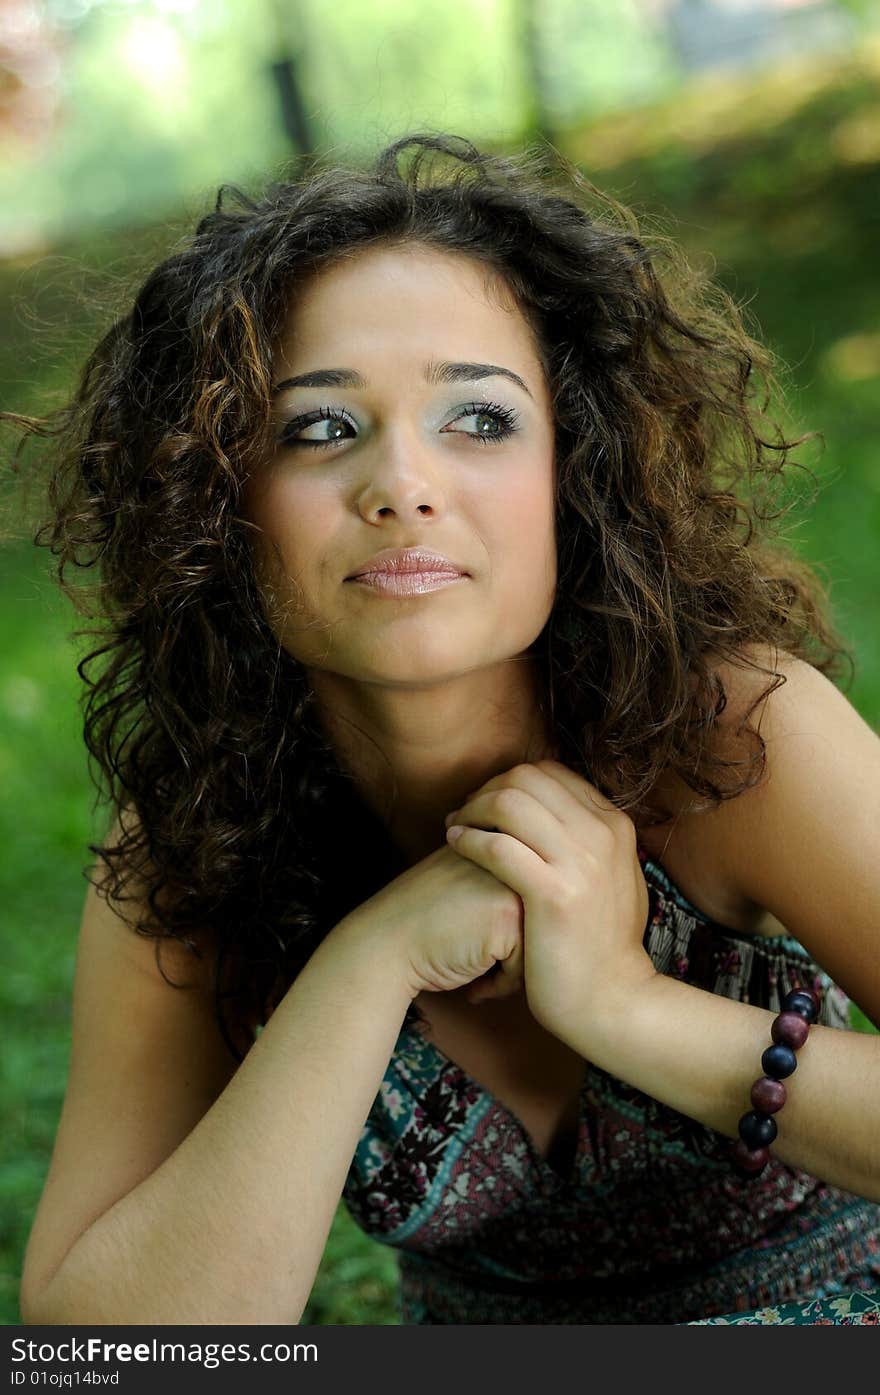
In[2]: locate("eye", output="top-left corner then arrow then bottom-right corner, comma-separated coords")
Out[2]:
276,399 -> 521,451
443,401 -> 520,446
277,406 -> 357,449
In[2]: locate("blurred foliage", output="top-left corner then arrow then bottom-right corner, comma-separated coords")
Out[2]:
2,30 -> 879,1328
18,0 -> 872,253
1,0 -> 679,252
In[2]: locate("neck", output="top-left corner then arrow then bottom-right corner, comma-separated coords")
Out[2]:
308,654 -> 557,869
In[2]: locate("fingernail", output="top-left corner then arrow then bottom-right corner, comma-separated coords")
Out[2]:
446,825 -> 464,843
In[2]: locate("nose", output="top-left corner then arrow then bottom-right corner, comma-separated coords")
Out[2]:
355,426 -> 448,524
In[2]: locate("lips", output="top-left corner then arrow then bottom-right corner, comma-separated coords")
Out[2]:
347,548 -> 467,580
350,571 -> 466,597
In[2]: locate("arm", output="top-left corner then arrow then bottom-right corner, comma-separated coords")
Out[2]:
443,649 -> 880,1202
579,974 -> 880,1198
22,826 -> 524,1326
21,882 -> 412,1327
559,651 -> 880,1200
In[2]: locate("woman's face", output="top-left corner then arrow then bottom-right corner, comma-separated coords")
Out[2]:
242,241 -> 557,687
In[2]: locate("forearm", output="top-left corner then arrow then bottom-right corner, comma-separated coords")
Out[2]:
562,974 -> 880,1202
29,914 -> 412,1326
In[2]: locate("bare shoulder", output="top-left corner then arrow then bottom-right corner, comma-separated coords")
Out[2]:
94,805 -> 263,1037
685,644 -> 880,1022
93,804 -> 216,988
637,643 -> 847,935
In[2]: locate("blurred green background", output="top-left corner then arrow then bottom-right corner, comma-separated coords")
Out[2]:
2,0 -> 879,1327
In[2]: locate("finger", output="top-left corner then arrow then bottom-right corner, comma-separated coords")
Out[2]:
468,934 -> 524,1005
532,759 -> 624,819
445,824 -> 552,902
479,760 -> 635,848
446,787 -> 560,862
463,762 -> 619,834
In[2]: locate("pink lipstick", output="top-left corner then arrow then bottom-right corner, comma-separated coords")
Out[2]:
349,571 -> 467,596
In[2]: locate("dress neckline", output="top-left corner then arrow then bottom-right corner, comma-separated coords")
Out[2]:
402,1015 -> 590,1188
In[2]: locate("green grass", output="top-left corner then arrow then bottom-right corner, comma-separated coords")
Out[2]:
2,54 -> 879,1326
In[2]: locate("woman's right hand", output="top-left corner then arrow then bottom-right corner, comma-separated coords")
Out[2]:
337,844 -> 525,1003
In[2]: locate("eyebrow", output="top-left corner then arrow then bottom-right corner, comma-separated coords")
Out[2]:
271,360 -> 534,400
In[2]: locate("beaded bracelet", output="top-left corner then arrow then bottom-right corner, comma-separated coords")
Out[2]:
732,986 -> 821,1178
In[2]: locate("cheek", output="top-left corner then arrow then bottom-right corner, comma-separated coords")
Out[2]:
244,476 -> 334,582
490,476 -> 556,590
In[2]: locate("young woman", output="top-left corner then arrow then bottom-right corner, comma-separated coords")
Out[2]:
11,133 -> 880,1326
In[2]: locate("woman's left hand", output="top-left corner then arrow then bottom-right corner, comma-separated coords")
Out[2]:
444,759 -> 656,1047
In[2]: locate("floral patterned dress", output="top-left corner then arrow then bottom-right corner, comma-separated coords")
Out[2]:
342,846 -> 880,1324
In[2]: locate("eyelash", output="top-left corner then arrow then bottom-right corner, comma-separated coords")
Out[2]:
277,400 -> 520,450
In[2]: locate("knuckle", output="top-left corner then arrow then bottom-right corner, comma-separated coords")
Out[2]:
546,878 -> 578,911
495,888 -> 522,923
493,786 -> 525,817
509,762 -> 537,785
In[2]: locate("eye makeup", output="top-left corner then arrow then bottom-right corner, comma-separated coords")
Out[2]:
276,399 -> 521,450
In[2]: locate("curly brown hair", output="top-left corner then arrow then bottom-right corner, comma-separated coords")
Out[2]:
3,131 -> 852,1061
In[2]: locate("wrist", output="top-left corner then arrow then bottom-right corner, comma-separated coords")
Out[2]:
326,909 -> 420,1010
544,956 -> 662,1058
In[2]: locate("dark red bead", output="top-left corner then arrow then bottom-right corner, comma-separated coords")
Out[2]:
732,1139 -> 769,1175
750,1076 -> 787,1114
762,1042 -> 798,1079
771,1011 -> 810,1050
738,1110 -> 778,1149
